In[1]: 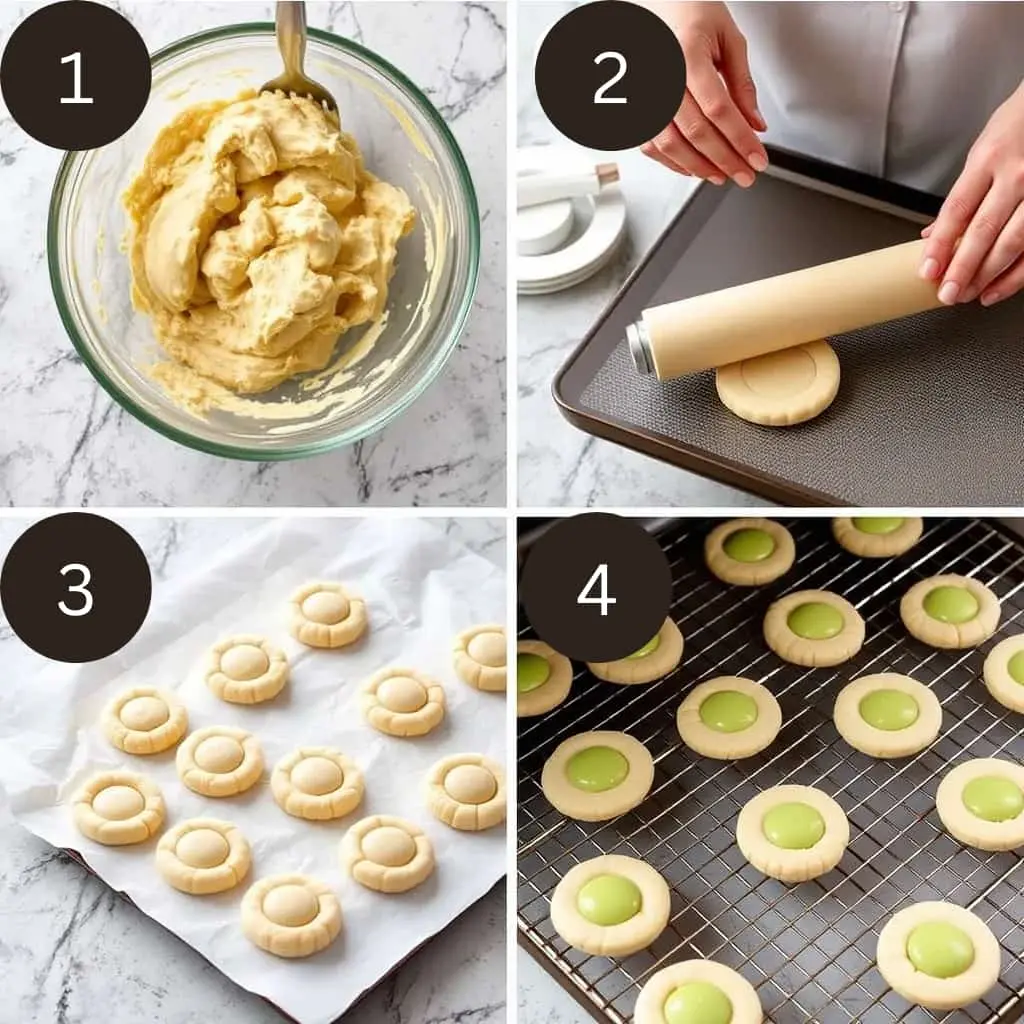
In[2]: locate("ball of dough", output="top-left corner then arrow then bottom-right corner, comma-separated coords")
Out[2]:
676,677 -> 782,760
176,726 -> 264,797
982,634 -> 1024,713
900,574 -> 1000,649
241,874 -> 341,958
272,747 -> 364,820
424,753 -> 505,831
341,814 -> 434,893
101,687 -> 188,754
361,667 -> 445,738
704,518 -> 796,586
763,589 -> 865,667
936,757 -> 1024,852
156,818 -> 251,894
204,635 -> 288,704
634,960 -> 763,1024
72,770 -> 165,846
832,516 -> 923,558
517,640 -> 573,717
833,674 -> 942,758
289,581 -> 367,649
586,618 -> 683,685
453,624 -> 506,692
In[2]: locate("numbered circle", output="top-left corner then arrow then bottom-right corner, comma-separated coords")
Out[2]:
1,513 -> 151,663
520,514 -> 671,662
0,0 -> 151,151
534,0 -> 686,151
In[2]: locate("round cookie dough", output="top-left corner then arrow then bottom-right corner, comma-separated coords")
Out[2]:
634,960 -> 764,1024
715,339 -> 840,426
736,784 -> 849,883
272,747 -> 364,820
704,518 -> 796,587
156,818 -> 251,894
176,726 -> 264,797
289,581 -> 367,649
936,757 -> 1024,852
876,901 -> 1001,1010
340,814 -> 434,893
833,674 -> 943,758
101,686 -> 188,754
72,770 -> 165,846
982,634 -> 1024,713
550,854 -> 671,957
453,624 -> 506,692
425,753 -> 505,831
586,618 -> 684,685
241,874 -> 341,959
362,667 -> 445,738
205,635 -> 289,705
763,589 -> 865,667
832,517 -> 923,559
676,677 -> 782,760
900,574 -> 1000,649
517,640 -> 573,717
541,730 -> 654,821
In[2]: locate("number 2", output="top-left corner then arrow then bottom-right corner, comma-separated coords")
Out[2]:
59,563 -> 93,617
577,563 -> 617,616
60,52 -> 93,105
593,51 -> 627,105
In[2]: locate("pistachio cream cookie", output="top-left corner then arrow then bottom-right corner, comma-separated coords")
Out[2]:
877,902 -> 1001,1010
205,635 -> 289,704
704,518 -> 796,586
936,757 -> 1024,852
453,624 -> 506,692
736,784 -> 849,883
900,574 -> 1000,649
832,516 -> 923,558
73,770 -> 166,846
361,667 -> 445,738
156,818 -> 251,894
289,581 -> 367,648
634,960 -> 764,1024
833,674 -> 943,758
176,725 -> 264,797
586,618 -> 684,685
241,874 -> 341,958
676,677 -> 782,760
101,686 -> 188,754
982,634 -> 1024,713
763,589 -> 865,667
425,753 -> 505,831
517,639 -> 573,717
272,747 -> 364,821
541,730 -> 654,821
341,814 -> 434,893
550,854 -> 671,957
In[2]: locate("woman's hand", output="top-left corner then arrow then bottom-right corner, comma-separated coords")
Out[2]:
920,81 -> 1024,307
639,1 -> 768,186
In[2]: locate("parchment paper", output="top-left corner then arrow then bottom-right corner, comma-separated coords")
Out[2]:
0,517 -> 506,1024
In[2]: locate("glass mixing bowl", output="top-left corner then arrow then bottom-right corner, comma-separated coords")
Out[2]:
48,24 -> 479,459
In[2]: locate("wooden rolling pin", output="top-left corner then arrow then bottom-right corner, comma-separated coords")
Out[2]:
626,239 -> 943,379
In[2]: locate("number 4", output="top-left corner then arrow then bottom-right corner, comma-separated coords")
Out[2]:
578,563 -> 617,616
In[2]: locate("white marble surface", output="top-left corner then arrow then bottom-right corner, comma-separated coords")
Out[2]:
516,2 -> 767,509
0,2 -> 506,507
518,947 -> 589,1024
0,515 -> 506,1024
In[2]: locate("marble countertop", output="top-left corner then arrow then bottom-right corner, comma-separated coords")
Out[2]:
0,2 -> 506,508
0,515 -> 506,1024
516,2 -> 766,510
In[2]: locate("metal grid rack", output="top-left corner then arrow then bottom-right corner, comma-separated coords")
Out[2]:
518,518 -> 1024,1024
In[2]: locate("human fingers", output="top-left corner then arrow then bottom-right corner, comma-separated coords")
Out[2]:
960,202 -> 1024,302
936,185 -> 1015,304
719,24 -> 767,133
919,166 -> 990,284
979,251 -> 1024,306
674,91 -> 755,186
640,135 -> 692,178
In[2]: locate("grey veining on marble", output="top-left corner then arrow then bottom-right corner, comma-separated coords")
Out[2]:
516,2 -> 767,510
0,515 -> 506,1024
0,2 -> 506,508
518,948 -> 590,1024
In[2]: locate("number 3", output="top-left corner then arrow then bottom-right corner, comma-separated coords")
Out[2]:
594,51 -> 627,105
59,563 -> 93,617
578,563 -> 617,616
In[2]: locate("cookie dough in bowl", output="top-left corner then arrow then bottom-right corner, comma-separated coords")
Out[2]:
550,854 -> 671,957
176,725 -> 264,797
272,747 -> 364,820
341,814 -> 434,893
833,674 -> 942,758
241,874 -> 342,958
832,516 -> 923,558
540,730 -> 654,821
736,784 -> 849,883
876,901 -> 1000,1010
156,818 -> 251,894
763,589 -> 865,667
517,640 -> 573,717
205,635 -> 288,704
936,757 -> 1024,852
586,618 -> 683,685
676,677 -> 782,760
634,959 -> 763,1024
73,770 -> 166,846
362,667 -> 445,737
982,634 -> 1024,713
704,518 -> 796,586
101,686 -> 188,754
453,624 -> 506,692
900,574 -> 1000,649
289,581 -> 367,648
425,753 -> 505,831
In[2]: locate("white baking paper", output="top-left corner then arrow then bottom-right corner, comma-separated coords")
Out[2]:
0,517 -> 506,1024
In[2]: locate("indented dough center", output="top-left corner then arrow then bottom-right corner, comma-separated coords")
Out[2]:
221,643 -> 270,680
444,764 -> 497,804
362,825 -> 417,866
194,735 -> 245,773
291,756 -> 343,796
378,676 -> 428,713
302,590 -> 349,625
262,884 -> 319,928
468,631 -> 505,667
120,695 -> 170,731
93,784 -> 145,820
176,828 -> 230,868
739,346 -> 816,397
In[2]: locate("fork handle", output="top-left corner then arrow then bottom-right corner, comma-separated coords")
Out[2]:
276,1 -> 307,78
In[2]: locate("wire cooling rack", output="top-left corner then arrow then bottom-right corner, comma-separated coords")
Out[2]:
517,517 -> 1024,1024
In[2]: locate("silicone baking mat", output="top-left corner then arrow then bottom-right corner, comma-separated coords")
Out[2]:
517,517 -> 1024,1023
552,149 -> 1024,506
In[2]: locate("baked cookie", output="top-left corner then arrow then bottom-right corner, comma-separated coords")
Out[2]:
272,747 -> 364,820
936,757 -> 1024,852
517,639 -> 573,717
833,674 -> 942,758
763,589 -> 865,667
551,854 -> 670,957
341,814 -> 434,893
204,635 -> 288,704
634,960 -> 763,1024
101,686 -> 188,754
176,726 -> 264,797
676,677 -> 782,760
156,818 -> 251,894
541,730 -> 654,821
361,667 -> 445,738
424,753 -> 505,831
586,618 -> 684,685
982,634 -> 1024,713
289,581 -> 367,649
900,574 -> 1000,649
453,624 -> 506,692
876,902 -> 1000,1010
736,784 -> 849,883
832,517 -> 923,558
704,518 -> 796,586
73,770 -> 165,846
241,874 -> 341,958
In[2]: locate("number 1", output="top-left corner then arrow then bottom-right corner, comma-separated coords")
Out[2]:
59,563 -> 93,617
60,52 -> 93,105
577,563 -> 617,616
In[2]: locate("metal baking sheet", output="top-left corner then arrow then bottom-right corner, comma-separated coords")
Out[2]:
517,516 -> 1024,1023
552,149 -> 1024,506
